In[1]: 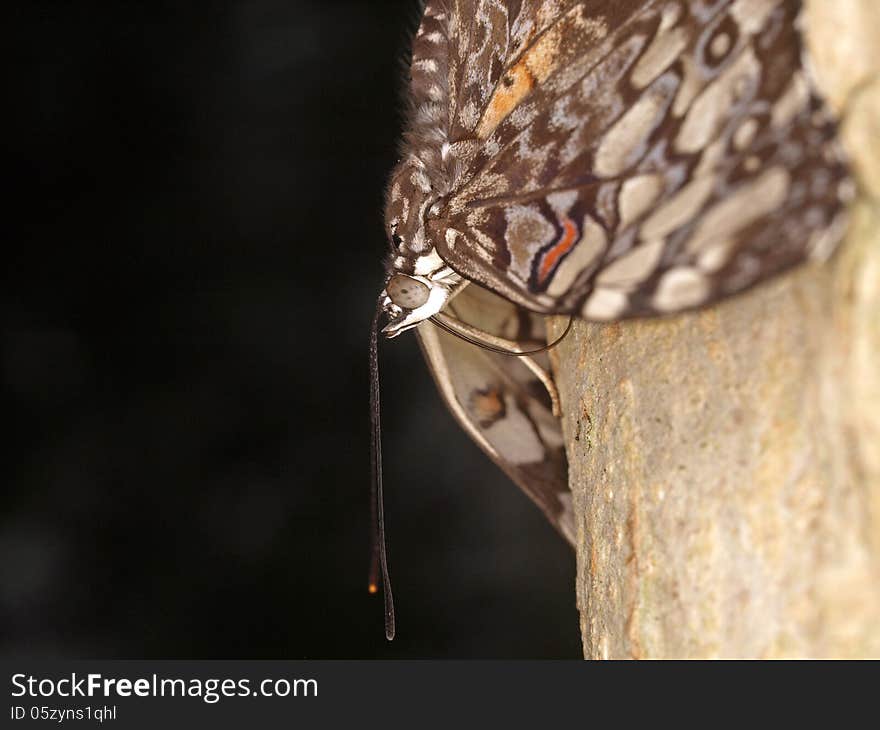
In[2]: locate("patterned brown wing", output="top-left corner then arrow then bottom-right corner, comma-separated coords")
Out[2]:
426,0 -> 851,319
399,0 -> 645,229
443,0 -> 640,141
415,283 -> 574,545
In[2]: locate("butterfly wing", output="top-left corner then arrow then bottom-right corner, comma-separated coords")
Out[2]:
415,282 -> 575,545
428,0 -> 851,319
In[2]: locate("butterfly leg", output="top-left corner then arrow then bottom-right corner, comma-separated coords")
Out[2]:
429,310 -> 562,417
518,354 -> 562,418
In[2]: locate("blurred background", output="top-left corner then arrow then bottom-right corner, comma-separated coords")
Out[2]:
5,1 -> 577,658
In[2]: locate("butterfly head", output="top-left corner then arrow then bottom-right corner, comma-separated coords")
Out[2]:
379,263 -> 462,338
380,158 -> 461,337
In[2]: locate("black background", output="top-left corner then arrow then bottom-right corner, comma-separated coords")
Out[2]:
5,1 -> 577,658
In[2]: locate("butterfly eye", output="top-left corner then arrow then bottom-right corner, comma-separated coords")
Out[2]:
386,274 -> 430,309
391,234 -> 403,249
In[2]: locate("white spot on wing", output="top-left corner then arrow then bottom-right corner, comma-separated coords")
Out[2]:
594,73 -> 679,177
484,393 -> 546,464
772,72 -> 809,129
619,174 -> 664,229
710,32 -> 731,58
546,190 -> 579,217
652,267 -> 710,312
640,176 -> 716,241
675,46 -> 759,154
685,167 -> 790,254
808,210 -> 849,262
697,238 -> 736,272
731,0 -> 780,35
733,117 -> 759,151
596,238 -> 665,289
582,288 -> 628,320
631,27 -> 687,89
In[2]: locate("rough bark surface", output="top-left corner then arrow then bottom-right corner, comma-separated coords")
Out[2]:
548,1 -> 880,659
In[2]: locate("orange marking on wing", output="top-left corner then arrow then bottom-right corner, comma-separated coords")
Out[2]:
538,218 -> 579,285
474,6 -> 599,139
476,62 -> 535,139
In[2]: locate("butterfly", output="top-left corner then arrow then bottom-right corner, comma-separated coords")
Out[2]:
370,0 -> 852,639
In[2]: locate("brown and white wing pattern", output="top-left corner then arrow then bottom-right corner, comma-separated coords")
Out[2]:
421,0 -> 851,318
380,0 -> 851,551
415,283 -> 574,545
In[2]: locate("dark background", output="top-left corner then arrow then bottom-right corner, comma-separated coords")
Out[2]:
5,1 -> 577,658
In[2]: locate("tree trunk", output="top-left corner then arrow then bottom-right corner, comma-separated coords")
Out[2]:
548,0 -> 880,659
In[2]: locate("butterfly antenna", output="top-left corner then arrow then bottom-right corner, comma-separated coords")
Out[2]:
369,303 -> 396,640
